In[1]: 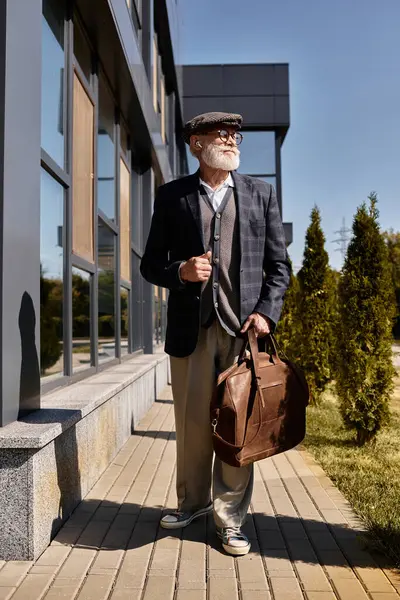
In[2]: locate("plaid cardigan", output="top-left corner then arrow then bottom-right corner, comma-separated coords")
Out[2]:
140,171 -> 291,357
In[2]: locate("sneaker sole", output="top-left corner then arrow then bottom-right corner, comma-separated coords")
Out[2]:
221,541 -> 251,556
216,530 -> 251,556
160,504 -> 213,530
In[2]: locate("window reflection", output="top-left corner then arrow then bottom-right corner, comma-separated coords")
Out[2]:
40,169 -> 64,378
121,287 -> 129,355
239,131 -> 276,176
41,0 -> 65,167
98,77 -> 116,219
98,221 -> 115,362
74,22 -> 92,82
72,267 -> 91,372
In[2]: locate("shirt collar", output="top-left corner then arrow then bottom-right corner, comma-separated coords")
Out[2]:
199,173 -> 235,193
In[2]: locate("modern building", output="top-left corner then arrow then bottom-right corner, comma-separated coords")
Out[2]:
0,0 -> 291,560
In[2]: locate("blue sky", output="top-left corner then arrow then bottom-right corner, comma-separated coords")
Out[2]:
179,0 -> 400,271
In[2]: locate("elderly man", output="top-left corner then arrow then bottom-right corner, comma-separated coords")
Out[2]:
140,112 -> 290,555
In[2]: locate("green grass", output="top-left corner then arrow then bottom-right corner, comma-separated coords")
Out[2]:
72,345 -> 91,354
304,373 -> 400,565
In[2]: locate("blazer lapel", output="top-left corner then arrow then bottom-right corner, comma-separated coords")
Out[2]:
185,171 -> 205,252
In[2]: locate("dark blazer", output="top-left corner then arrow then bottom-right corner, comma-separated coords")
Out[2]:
140,171 -> 291,357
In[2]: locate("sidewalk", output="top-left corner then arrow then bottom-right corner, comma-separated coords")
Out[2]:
0,385 -> 399,600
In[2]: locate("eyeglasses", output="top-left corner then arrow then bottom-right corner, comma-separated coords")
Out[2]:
204,129 -> 243,145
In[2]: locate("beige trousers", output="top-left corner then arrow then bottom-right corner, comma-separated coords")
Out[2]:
170,320 -> 253,528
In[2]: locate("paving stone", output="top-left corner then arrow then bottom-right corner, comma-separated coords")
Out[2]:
333,578 -> 369,599
295,563 -> 333,592
89,550 -> 124,574
305,594 -> 337,600
270,577 -> 304,600
29,565 -> 60,575
109,589 -> 143,600
369,594 -> 400,600
57,548 -> 96,580
36,547 -> 71,568
355,568 -> 396,594
208,578 -> 239,600
76,573 -> 116,600
176,591 -> 206,600
240,592 -> 272,600
176,581 -> 207,590
0,562 -> 32,587
263,549 -> 295,576
0,589 -> 16,600
143,576 -> 175,600
115,556 -> 149,589
209,569 -> 236,578
11,573 -> 54,600
44,578 -> 83,600
178,559 -> 206,584
239,580 -> 269,591
236,557 -> 268,585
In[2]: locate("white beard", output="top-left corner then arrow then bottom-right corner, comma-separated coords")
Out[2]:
201,143 -> 240,171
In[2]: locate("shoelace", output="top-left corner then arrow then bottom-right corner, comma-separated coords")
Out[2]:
223,527 -> 244,539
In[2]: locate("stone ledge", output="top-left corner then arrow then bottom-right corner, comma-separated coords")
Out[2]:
0,352 -> 168,449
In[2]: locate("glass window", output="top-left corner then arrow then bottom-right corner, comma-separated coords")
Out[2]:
121,288 -> 129,356
40,169 -> 64,378
74,22 -> 92,82
72,267 -> 91,372
98,221 -> 115,362
98,77 -> 116,219
239,131 -> 276,176
41,0 -> 65,167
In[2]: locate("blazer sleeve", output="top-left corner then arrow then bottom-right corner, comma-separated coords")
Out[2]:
254,184 -> 292,328
140,185 -> 186,291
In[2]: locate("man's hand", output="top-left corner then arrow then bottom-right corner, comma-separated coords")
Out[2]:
241,312 -> 271,337
180,251 -> 212,283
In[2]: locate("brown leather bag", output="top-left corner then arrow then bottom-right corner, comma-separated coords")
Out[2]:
210,329 -> 309,468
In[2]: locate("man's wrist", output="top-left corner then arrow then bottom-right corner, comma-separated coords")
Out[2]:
178,261 -> 187,284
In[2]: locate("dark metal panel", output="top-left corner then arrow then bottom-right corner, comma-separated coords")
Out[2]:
182,65 -> 224,98
274,96 -> 290,127
225,96 -> 275,126
0,0 -> 42,426
41,150 -> 71,188
222,64 -> 275,96
63,15 -> 74,378
274,64 -> 290,95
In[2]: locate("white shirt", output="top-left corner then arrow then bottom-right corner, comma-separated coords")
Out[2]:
199,173 -> 234,211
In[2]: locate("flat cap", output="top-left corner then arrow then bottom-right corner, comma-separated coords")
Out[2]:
183,111 -> 243,144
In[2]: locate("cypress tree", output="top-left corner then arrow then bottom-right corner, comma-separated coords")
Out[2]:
297,206 -> 331,404
336,194 -> 396,445
383,230 -> 400,339
276,269 -> 300,361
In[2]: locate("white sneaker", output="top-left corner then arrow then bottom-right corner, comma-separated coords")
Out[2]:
216,526 -> 251,556
160,502 -> 213,529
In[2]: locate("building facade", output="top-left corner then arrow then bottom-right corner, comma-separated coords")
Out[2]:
0,0 -> 291,560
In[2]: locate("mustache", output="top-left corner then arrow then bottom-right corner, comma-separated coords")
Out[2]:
217,146 -> 240,155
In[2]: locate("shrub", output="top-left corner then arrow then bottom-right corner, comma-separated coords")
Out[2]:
297,206 -> 332,403
336,194 -> 396,445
